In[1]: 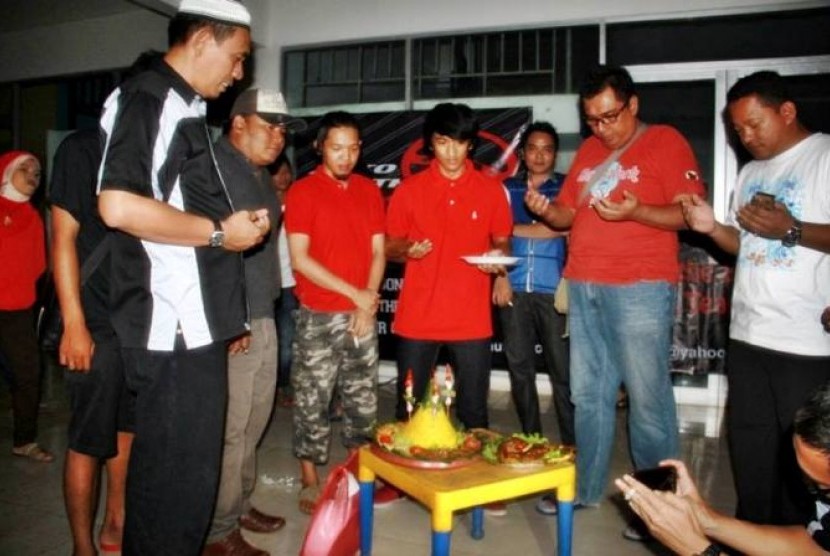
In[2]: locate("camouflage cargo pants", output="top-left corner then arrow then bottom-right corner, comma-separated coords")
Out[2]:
291,307 -> 378,464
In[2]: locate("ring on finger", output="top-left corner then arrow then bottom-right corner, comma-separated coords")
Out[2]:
624,489 -> 637,502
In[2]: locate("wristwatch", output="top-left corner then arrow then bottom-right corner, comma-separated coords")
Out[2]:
693,543 -> 722,556
781,218 -> 803,247
208,219 -> 225,248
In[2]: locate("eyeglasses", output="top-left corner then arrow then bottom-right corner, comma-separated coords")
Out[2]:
584,100 -> 630,128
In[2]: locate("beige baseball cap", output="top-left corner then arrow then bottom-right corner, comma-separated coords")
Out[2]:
230,88 -> 307,132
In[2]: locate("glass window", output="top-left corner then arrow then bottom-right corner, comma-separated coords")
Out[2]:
283,41 -> 406,107
412,25 -> 599,100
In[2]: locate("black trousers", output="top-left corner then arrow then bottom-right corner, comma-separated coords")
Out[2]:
0,309 -> 42,447
727,339 -> 830,525
395,337 -> 491,429
498,291 -> 573,443
121,340 -> 228,556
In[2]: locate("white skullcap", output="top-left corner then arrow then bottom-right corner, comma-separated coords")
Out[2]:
178,0 -> 251,27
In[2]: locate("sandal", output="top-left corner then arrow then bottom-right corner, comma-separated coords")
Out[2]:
12,442 -> 55,463
298,484 -> 321,515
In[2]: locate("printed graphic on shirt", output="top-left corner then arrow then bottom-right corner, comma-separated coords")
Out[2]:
577,162 -> 641,205
740,176 -> 802,269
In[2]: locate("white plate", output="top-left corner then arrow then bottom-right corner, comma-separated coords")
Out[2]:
461,255 -> 520,266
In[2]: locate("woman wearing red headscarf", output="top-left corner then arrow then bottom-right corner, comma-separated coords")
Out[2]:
0,150 -> 53,462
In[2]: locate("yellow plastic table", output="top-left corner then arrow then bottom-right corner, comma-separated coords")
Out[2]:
358,446 -> 576,556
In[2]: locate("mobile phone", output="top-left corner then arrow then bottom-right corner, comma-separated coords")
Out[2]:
752,192 -> 776,209
632,466 -> 678,492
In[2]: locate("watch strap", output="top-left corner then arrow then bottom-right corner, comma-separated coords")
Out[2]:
694,543 -> 722,556
782,218 -> 803,247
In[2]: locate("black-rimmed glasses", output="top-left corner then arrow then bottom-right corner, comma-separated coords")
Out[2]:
585,100 -> 630,128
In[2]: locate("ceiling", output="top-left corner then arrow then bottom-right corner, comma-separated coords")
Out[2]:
0,0 -> 172,33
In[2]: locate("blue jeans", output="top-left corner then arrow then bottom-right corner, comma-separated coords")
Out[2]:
569,280 -> 679,505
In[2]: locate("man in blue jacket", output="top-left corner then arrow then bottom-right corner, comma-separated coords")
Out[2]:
493,121 -> 573,444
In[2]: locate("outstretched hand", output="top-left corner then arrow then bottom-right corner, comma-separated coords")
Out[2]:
680,194 -> 716,235
593,190 -> 639,221
524,189 -> 550,217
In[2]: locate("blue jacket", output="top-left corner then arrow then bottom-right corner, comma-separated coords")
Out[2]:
504,173 -> 567,294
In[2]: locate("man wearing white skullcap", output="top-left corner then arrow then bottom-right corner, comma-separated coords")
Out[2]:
96,1 -> 270,554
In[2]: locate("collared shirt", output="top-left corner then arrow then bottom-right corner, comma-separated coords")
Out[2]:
386,159 -> 512,340
284,166 -> 385,312
98,59 -> 246,350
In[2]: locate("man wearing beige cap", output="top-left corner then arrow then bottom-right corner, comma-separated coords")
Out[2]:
204,89 -> 306,556
96,1 -> 266,554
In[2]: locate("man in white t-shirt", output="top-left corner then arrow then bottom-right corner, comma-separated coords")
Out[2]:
683,71 -> 830,527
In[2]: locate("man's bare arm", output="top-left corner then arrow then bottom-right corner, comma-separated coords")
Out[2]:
350,233 -> 387,338
706,512 -> 827,556
288,232 -> 378,313
681,194 -> 740,255
51,207 -> 94,372
99,189 -> 268,251
366,233 -> 386,293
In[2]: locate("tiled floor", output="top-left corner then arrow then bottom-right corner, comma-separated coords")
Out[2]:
0,363 -> 735,555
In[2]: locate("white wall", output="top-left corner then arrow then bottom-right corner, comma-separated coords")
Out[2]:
0,0 -> 817,87
0,10 -> 169,83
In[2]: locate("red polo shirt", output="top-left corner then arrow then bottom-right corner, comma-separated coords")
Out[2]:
386,160 -> 512,340
285,166 -> 385,312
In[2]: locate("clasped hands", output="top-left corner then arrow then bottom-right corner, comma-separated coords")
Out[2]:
349,288 -> 380,341
680,193 -> 795,240
221,208 -> 271,252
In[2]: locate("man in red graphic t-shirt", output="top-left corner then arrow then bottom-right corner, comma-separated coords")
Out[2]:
526,66 -> 705,535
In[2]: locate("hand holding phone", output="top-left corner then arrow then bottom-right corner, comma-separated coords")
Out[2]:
751,192 -> 776,210
632,465 -> 678,492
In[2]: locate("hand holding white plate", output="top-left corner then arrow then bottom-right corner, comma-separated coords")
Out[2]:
461,255 -> 520,266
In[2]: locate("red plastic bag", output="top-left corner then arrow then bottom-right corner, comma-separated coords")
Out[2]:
300,452 -> 360,556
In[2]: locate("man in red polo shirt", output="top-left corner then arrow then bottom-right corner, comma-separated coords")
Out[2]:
386,103 -> 512,430
284,111 -> 385,515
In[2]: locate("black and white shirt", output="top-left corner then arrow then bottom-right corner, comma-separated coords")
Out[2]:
98,60 -> 246,351
808,499 -> 830,551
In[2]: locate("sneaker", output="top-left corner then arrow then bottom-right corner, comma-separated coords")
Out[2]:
535,495 -> 595,516
373,484 -> 403,508
483,502 -> 507,516
622,522 -> 652,542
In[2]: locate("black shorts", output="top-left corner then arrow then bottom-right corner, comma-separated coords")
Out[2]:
65,339 -> 135,458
